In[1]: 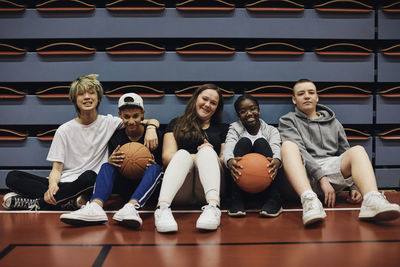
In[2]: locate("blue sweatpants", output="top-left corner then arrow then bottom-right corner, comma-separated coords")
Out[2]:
91,163 -> 163,208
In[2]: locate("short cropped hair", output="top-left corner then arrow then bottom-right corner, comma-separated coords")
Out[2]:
292,78 -> 314,95
69,74 -> 104,115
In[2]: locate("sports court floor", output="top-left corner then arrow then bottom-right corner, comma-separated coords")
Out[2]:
1,192 -> 399,267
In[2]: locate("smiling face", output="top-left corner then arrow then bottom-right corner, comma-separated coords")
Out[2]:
75,87 -> 99,114
195,89 -> 220,123
292,81 -> 319,117
237,98 -> 260,133
118,107 -> 144,133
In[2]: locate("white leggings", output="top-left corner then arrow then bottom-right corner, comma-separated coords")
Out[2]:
158,146 -> 222,205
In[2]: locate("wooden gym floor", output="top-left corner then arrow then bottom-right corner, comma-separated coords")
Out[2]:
0,192 -> 399,267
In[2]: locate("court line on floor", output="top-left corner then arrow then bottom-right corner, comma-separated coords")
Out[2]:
1,239 -> 399,263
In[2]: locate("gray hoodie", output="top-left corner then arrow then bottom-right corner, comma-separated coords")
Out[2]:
223,119 -> 281,167
278,104 -> 349,183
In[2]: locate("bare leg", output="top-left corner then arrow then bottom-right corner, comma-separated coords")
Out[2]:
281,141 -> 313,196
340,146 -> 377,195
281,141 -> 326,226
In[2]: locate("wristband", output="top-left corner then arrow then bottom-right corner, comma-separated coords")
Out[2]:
147,123 -> 158,128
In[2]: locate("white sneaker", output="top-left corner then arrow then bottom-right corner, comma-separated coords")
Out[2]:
301,192 -> 326,226
196,202 -> 221,231
359,191 -> 400,221
113,203 -> 142,229
154,203 -> 178,233
60,202 -> 108,226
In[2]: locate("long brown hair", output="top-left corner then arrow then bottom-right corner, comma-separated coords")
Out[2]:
173,83 -> 224,145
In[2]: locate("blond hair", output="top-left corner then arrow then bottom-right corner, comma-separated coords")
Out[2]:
69,74 -> 104,115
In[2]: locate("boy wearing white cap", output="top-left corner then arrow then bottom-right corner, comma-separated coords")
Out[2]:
60,93 -> 163,229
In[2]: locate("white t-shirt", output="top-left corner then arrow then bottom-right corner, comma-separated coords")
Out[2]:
47,114 -> 122,183
243,128 -> 265,145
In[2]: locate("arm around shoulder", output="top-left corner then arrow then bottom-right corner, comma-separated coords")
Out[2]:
142,118 -> 160,151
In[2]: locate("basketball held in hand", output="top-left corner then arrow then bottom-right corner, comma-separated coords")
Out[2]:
118,142 -> 153,180
236,153 -> 273,194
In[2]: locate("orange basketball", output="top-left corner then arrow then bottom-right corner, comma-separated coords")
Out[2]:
236,153 -> 272,194
118,142 -> 152,180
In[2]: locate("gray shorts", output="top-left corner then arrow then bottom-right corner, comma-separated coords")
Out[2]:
311,154 -> 354,197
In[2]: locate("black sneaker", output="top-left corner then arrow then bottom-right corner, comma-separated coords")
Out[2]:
260,197 -> 283,218
59,197 -> 80,210
228,198 -> 246,217
2,192 -> 40,210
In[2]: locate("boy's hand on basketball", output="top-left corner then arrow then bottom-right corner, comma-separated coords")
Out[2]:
228,157 -> 242,181
146,155 -> 155,167
320,176 -> 336,208
197,139 -> 213,151
44,183 -> 59,205
144,127 -> 158,151
108,145 -> 125,168
347,189 -> 362,204
267,158 -> 280,180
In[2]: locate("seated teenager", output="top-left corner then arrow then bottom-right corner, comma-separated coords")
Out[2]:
154,84 -> 228,233
278,78 -> 400,226
60,93 -> 162,229
223,94 -> 282,217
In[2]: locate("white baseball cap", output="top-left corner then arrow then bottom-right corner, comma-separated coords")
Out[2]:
118,93 -> 144,110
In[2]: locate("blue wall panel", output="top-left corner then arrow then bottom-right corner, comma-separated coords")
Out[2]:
376,95 -> 400,124
0,137 -> 51,167
377,53 -> 400,82
318,97 -> 373,124
377,10 -> 400,39
0,52 -> 375,82
375,137 -> 400,166
375,169 -> 400,188
0,9 -> 374,39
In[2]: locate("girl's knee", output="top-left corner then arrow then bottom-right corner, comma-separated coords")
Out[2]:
254,138 -> 268,146
197,145 -> 217,158
237,137 -> 252,146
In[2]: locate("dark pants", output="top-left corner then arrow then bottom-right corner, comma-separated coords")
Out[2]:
231,137 -> 281,204
6,170 -> 96,209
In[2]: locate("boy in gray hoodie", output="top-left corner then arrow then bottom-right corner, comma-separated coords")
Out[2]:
278,79 -> 400,226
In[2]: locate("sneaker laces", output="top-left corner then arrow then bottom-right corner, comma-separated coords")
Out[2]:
28,202 -> 40,211
13,196 -> 40,210
302,196 -> 320,213
367,192 -> 389,208
123,203 -> 139,214
157,204 -> 173,219
76,202 -> 101,215
201,203 -> 219,218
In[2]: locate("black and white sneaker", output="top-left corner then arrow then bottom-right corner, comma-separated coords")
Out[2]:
260,197 -> 283,218
2,192 -> 40,210
228,198 -> 246,217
